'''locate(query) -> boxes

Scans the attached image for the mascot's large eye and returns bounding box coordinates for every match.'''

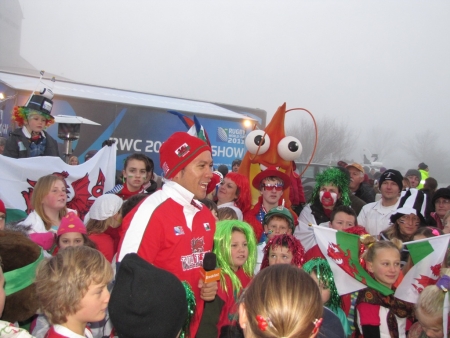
[245,130,271,155]
[277,136,302,161]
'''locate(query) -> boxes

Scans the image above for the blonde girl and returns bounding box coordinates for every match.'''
[408,269,450,338]
[20,175,74,251]
[238,264,323,338]
[355,237,414,338]
[197,220,256,337]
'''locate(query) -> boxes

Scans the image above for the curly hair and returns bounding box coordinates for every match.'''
[35,246,113,325]
[213,220,257,294]
[303,258,341,311]
[12,107,54,128]
[223,172,252,213]
[260,234,305,269]
[310,167,351,206]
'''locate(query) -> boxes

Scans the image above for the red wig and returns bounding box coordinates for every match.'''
[225,172,252,213]
[260,234,305,270]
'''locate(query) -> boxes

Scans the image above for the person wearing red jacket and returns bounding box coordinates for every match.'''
[244,167,294,242]
[117,132,218,337]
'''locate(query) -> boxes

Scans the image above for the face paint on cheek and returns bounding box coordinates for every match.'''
[320,191,338,207]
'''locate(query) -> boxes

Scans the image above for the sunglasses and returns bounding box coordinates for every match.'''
[263,183,284,191]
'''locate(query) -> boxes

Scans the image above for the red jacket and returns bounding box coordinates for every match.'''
[117,181,216,337]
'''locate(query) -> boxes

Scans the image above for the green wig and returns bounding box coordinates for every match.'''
[213,220,257,294]
[302,258,341,311]
[310,167,351,206]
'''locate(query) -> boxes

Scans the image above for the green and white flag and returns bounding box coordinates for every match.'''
[395,234,450,303]
[313,225,393,296]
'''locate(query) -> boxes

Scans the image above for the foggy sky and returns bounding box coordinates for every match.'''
[4,0,450,173]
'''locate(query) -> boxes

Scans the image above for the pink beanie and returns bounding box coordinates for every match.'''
[159,132,211,179]
[57,212,87,236]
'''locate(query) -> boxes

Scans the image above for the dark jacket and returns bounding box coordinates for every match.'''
[3,128,60,159]
[355,182,375,204]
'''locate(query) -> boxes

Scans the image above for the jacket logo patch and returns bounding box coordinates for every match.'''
[203,223,211,231]
[180,237,207,271]
[174,226,185,236]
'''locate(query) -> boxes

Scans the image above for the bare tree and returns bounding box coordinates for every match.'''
[286,116,358,164]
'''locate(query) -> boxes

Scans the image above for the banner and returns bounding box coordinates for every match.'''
[395,234,450,303]
[313,225,393,296]
[0,145,117,220]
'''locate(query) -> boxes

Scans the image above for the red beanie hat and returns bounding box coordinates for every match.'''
[159,132,211,179]
[0,199,5,214]
[57,212,87,236]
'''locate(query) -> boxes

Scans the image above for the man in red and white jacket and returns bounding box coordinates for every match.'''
[117,132,218,337]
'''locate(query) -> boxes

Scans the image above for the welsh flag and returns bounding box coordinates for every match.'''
[395,234,450,303]
[0,145,116,220]
[313,225,393,296]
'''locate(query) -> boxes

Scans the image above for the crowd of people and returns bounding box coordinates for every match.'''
[1,90,450,338]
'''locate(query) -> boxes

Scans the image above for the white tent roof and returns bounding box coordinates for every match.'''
[0,71,256,121]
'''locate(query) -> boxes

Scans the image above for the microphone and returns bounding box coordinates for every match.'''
[200,252,221,283]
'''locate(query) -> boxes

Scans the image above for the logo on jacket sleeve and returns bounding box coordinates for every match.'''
[174,226,185,236]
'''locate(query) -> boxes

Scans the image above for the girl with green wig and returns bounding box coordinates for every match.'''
[303,258,351,337]
[197,220,256,337]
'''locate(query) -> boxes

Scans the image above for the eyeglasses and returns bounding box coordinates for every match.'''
[436,199,450,205]
[263,183,284,191]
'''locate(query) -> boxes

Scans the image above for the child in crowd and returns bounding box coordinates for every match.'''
[197,220,256,337]
[303,258,351,336]
[355,237,414,338]
[255,205,295,273]
[408,269,450,338]
[260,234,304,269]
[200,198,219,221]
[295,205,358,263]
[329,205,357,231]
[238,264,323,338]
[35,246,113,338]
[85,194,123,262]
[3,89,59,158]
[121,194,148,219]
[56,212,96,251]
[217,207,238,221]
[20,174,75,252]
[0,254,36,337]
[106,154,151,200]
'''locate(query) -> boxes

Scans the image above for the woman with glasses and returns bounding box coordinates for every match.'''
[428,188,450,230]
[217,172,251,221]
[379,188,428,267]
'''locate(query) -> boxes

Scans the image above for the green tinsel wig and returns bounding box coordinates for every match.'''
[310,167,351,206]
[214,220,257,294]
[302,258,341,311]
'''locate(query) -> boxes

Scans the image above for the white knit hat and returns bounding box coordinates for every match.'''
[84,194,123,223]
